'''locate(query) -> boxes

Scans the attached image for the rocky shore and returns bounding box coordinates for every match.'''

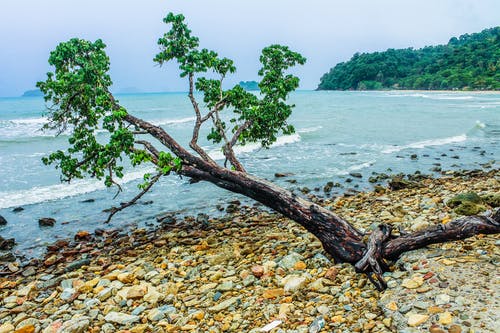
[0,169,499,333]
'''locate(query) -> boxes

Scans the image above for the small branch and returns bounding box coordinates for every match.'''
[228,120,252,149]
[104,173,162,223]
[188,73,217,163]
[135,140,160,161]
[212,111,246,172]
[107,164,123,199]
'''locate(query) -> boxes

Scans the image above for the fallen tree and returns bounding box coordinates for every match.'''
[37,12,500,290]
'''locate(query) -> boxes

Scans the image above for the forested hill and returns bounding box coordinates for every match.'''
[317,27,500,91]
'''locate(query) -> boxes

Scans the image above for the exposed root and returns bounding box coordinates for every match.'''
[354,224,393,291]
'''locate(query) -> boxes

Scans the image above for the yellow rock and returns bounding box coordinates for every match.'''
[385,301,398,311]
[439,311,453,325]
[401,275,424,289]
[382,318,392,328]
[103,271,119,281]
[331,315,345,323]
[428,306,444,314]
[14,325,35,333]
[440,259,456,266]
[293,261,307,270]
[192,311,205,321]
[441,216,451,224]
[130,324,149,333]
[263,288,284,299]
[127,284,148,299]
[407,314,429,327]
[117,272,136,283]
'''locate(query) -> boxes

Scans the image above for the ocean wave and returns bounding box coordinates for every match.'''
[208,133,301,160]
[0,115,196,140]
[384,93,475,100]
[382,134,467,154]
[153,116,195,126]
[298,126,323,134]
[0,117,50,139]
[0,169,153,209]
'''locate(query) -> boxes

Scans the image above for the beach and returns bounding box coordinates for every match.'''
[0,169,498,332]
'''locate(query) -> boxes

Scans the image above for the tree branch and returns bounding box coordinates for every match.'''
[104,173,162,223]
[383,212,500,260]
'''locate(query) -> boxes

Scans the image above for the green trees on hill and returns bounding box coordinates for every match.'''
[318,27,500,91]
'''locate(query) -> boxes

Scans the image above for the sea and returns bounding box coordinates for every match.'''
[0,90,499,258]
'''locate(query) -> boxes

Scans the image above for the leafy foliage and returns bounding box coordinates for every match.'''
[155,13,306,149]
[37,39,138,186]
[37,12,305,205]
[318,27,500,91]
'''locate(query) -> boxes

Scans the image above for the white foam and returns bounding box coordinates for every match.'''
[382,134,467,154]
[208,133,301,160]
[0,117,50,138]
[0,168,153,209]
[154,116,195,126]
[475,120,486,128]
[298,126,322,133]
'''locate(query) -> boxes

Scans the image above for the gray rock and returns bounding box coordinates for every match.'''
[278,252,303,270]
[309,316,325,333]
[208,296,240,312]
[0,215,7,225]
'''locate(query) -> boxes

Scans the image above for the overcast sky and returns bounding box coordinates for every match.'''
[0,0,499,97]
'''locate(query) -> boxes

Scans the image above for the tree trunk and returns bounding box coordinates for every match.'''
[181,164,500,289]
[125,112,500,290]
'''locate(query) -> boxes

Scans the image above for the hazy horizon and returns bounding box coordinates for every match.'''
[1,0,499,97]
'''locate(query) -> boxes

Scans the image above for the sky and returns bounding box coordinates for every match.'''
[0,0,499,97]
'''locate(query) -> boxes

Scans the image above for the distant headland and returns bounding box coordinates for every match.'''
[21,89,43,97]
[318,27,500,91]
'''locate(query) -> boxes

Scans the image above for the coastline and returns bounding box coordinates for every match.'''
[0,169,498,332]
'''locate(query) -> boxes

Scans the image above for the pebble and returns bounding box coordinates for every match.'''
[104,312,140,325]
[407,314,429,327]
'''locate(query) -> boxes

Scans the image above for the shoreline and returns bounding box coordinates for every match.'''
[316,89,500,94]
[0,168,498,332]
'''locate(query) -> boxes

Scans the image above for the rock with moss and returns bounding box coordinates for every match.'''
[480,194,500,208]
[446,192,490,216]
[453,201,487,216]
[446,192,482,208]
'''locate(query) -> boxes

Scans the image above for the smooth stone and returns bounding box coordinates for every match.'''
[0,323,14,333]
[60,288,76,301]
[208,296,240,312]
[439,311,453,325]
[104,312,140,325]
[407,314,429,327]
[278,252,303,270]
[282,275,307,293]
[57,317,90,333]
[435,294,451,305]
[309,316,325,333]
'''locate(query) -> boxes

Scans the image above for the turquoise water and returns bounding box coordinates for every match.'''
[0,90,499,257]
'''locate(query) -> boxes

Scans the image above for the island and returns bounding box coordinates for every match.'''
[318,27,500,91]
[238,80,259,91]
[21,89,43,97]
